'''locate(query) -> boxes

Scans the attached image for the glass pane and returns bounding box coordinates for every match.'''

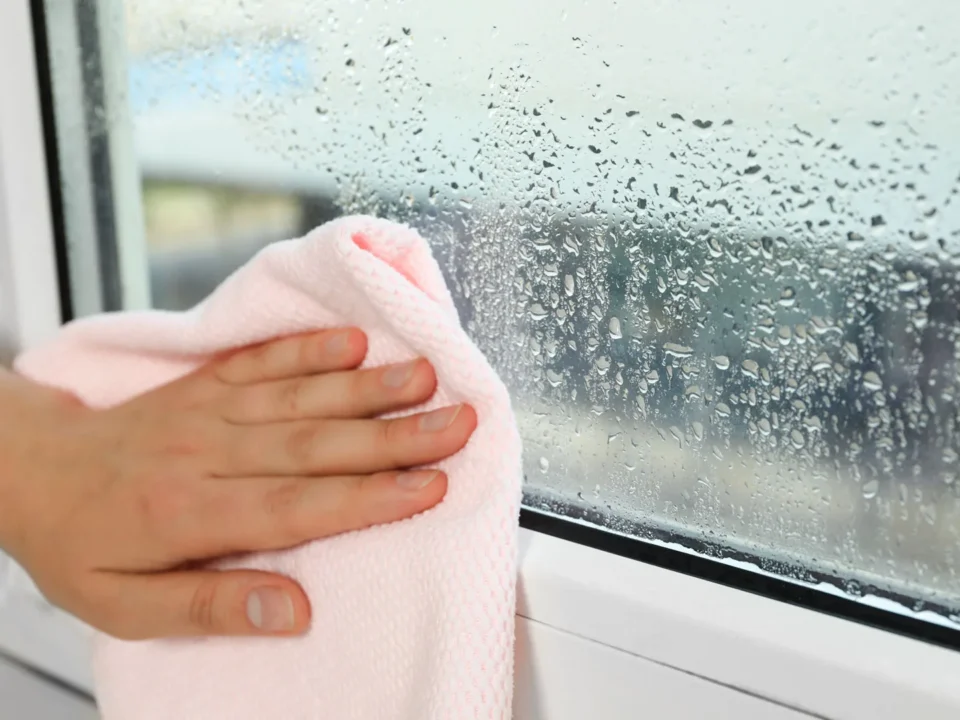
[43,0,960,619]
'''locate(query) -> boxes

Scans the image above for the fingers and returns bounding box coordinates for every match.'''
[91,570,311,639]
[187,470,447,558]
[221,359,437,424]
[220,404,477,477]
[89,468,449,640]
[213,329,367,385]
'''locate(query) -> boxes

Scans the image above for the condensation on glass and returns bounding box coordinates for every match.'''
[58,0,960,616]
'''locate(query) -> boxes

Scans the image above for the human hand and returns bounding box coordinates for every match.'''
[0,328,475,640]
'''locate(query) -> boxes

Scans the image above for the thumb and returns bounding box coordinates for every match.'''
[94,570,311,640]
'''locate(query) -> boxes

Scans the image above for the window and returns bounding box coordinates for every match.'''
[6,0,960,714]
[38,0,960,621]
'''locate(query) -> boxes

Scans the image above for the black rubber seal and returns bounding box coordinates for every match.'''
[28,0,75,323]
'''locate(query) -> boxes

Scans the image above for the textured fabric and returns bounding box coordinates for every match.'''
[14,216,523,720]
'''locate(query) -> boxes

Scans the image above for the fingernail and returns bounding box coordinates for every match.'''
[246,587,295,632]
[325,331,350,356]
[419,405,462,433]
[395,470,440,491]
[381,361,417,388]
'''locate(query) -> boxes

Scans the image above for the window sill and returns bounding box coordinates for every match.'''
[517,525,960,719]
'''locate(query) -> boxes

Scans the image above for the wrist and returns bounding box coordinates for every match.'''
[0,371,75,557]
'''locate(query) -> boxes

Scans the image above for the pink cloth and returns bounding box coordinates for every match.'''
[15,216,523,719]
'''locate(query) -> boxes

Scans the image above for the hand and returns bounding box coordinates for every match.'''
[0,328,476,640]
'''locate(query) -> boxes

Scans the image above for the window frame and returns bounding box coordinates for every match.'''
[4,0,960,717]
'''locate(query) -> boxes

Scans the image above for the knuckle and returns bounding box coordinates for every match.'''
[263,482,311,543]
[223,388,256,423]
[212,353,249,384]
[296,335,315,368]
[331,475,361,512]
[284,424,321,468]
[379,418,407,458]
[354,473,384,508]
[279,378,310,417]
[247,340,274,366]
[263,481,305,519]
[188,577,224,633]
[351,370,373,405]
[318,476,364,533]
[218,341,273,382]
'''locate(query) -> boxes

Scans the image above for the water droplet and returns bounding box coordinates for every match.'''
[608,316,623,339]
[707,237,723,258]
[712,355,731,370]
[812,353,832,373]
[715,402,732,418]
[897,271,920,293]
[539,456,550,473]
[645,369,660,384]
[801,416,822,434]
[862,371,883,392]
[741,359,760,379]
[668,426,684,447]
[790,429,805,449]
[692,421,704,441]
[809,317,831,335]
[842,342,860,363]
[778,287,797,307]
[528,303,548,321]
[664,342,693,358]
[564,274,575,296]
[862,479,879,499]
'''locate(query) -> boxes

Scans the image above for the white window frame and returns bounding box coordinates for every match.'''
[4,0,960,717]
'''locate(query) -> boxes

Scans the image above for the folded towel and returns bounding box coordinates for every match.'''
[14,216,523,719]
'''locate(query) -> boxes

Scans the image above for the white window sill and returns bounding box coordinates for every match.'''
[516,523,960,719]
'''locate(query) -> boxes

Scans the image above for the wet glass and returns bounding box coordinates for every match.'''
[42,0,960,620]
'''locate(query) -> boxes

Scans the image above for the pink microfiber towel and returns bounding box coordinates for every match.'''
[14,216,523,719]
